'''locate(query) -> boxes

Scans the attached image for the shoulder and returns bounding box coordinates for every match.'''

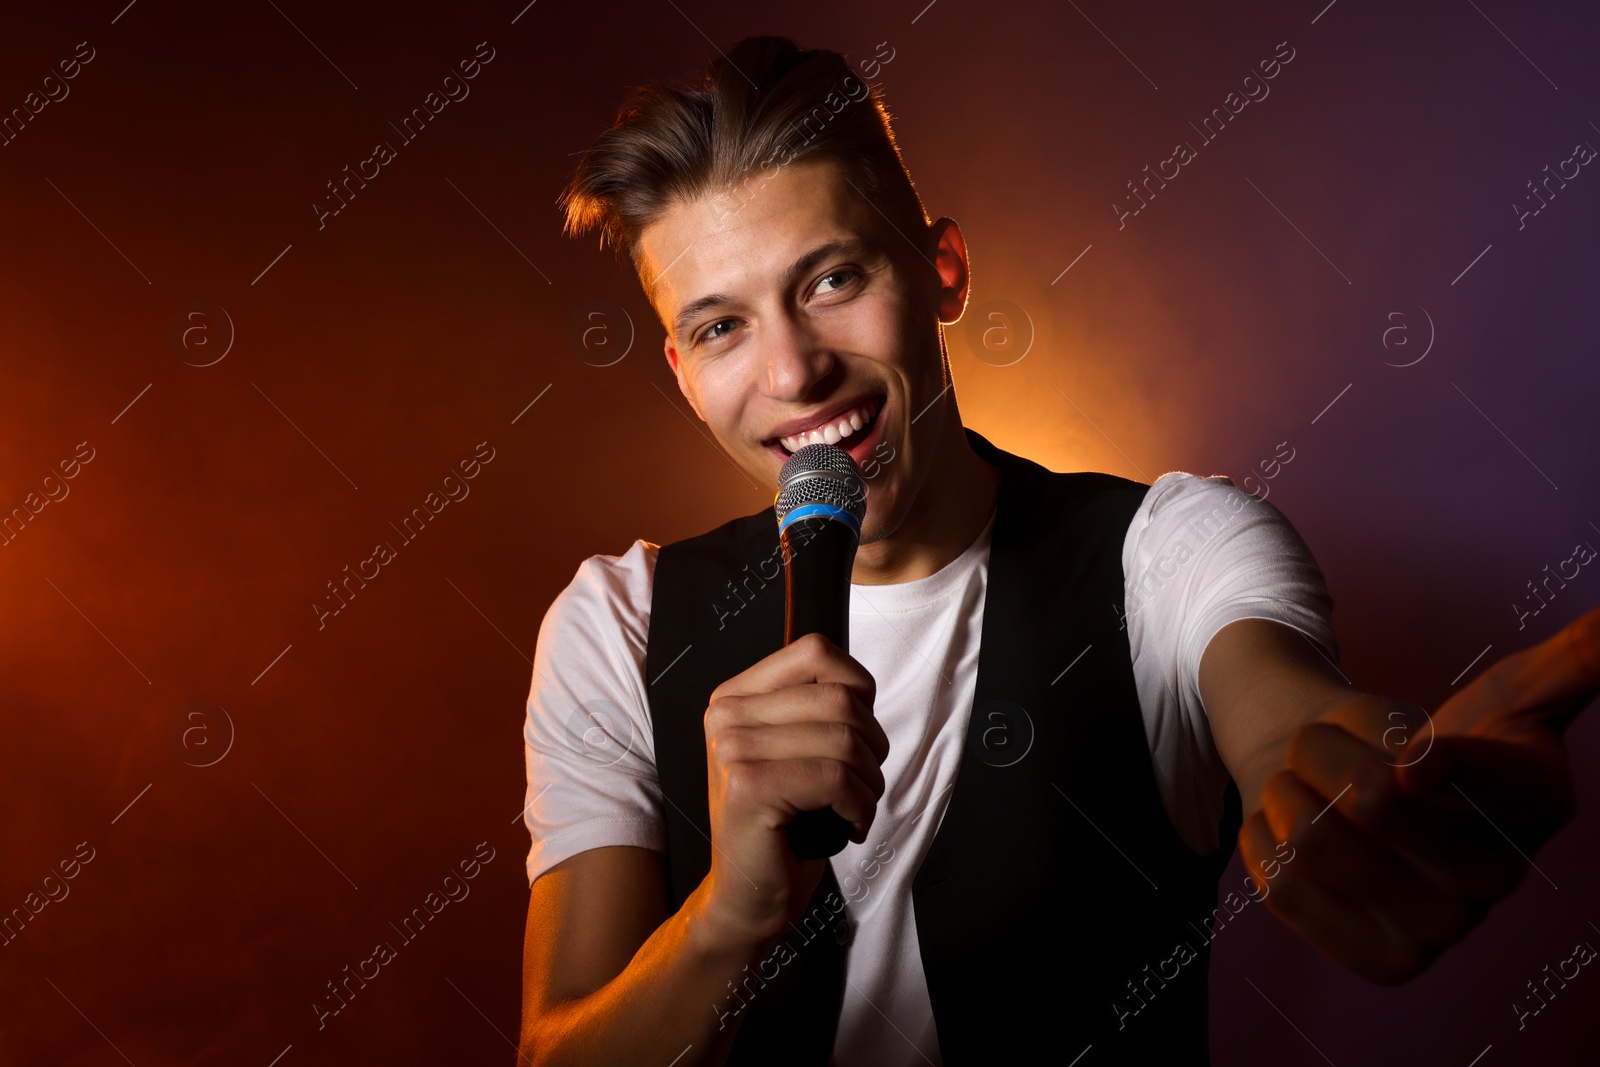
[539,539,660,643]
[1121,470,1335,658]
[1137,470,1253,517]
[528,541,660,744]
[1123,470,1297,559]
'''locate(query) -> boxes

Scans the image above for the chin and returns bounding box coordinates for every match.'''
[855,479,906,540]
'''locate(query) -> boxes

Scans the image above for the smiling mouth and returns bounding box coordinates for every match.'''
[767,395,886,460]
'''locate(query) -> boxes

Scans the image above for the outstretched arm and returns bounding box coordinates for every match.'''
[1199,606,1600,983]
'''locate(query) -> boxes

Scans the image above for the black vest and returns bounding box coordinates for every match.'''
[645,428,1241,1064]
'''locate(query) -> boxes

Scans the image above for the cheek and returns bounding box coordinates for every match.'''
[689,357,761,443]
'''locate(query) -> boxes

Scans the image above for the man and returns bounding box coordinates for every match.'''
[517,35,1599,1066]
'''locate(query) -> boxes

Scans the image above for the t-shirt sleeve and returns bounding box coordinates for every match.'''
[1123,472,1338,855]
[522,539,667,888]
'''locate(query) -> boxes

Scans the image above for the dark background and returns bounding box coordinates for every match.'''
[2,0,1597,1063]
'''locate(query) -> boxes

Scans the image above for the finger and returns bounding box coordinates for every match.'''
[1287,721,1460,855]
[713,722,887,800]
[1239,808,1470,985]
[1285,721,1402,829]
[724,757,881,839]
[1431,603,1600,739]
[1258,762,1437,904]
[710,681,889,764]
[1286,724,1527,899]
[715,679,869,727]
[1240,808,1411,982]
[714,632,877,705]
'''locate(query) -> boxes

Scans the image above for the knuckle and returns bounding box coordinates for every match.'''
[721,762,756,804]
[1349,764,1399,825]
[705,694,736,730]
[800,631,832,658]
[824,719,855,756]
[1278,817,1314,866]
[832,755,857,790]
[819,757,851,790]
[710,727,748,766]
[822,680,854,715]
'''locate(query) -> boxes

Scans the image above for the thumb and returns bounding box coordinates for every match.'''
[1430,603,1600,740]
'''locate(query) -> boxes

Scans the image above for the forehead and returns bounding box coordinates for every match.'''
[639,159,881,330]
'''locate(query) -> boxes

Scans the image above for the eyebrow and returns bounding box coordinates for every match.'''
[670,237,872,343]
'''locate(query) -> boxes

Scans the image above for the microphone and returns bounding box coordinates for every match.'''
[774,442,869,860]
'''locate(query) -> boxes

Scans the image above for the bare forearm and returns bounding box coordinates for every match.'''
[521,880,768,1067]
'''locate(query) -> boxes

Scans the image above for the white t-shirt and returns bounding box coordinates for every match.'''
[521,471,1338,1067]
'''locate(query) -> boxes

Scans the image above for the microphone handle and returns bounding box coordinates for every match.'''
[786,808,854,860]
[781,516,858,860]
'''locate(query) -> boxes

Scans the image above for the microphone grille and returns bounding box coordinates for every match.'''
[775,443,868,525]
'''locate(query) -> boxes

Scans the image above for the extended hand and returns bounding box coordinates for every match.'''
[1239,605,1600,983]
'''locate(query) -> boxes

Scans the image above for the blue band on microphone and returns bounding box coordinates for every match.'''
[778,503,861,539]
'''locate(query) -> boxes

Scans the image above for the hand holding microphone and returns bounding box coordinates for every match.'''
[774,443,877,859]
[771,441,876,857]
[697,443,887,949]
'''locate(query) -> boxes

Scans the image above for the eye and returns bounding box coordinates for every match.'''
[695,318,738,346]
[813,268,859,296]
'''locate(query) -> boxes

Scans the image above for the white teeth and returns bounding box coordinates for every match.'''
[777,399,879,454]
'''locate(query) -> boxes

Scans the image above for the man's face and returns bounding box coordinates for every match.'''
[642,158,963,544]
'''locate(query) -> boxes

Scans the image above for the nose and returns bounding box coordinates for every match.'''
[763,312,838,402]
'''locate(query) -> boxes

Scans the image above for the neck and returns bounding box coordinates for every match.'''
[850,423,1000,585]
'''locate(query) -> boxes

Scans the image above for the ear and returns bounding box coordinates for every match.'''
[928,217,970,325]
[663,335,705,421]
